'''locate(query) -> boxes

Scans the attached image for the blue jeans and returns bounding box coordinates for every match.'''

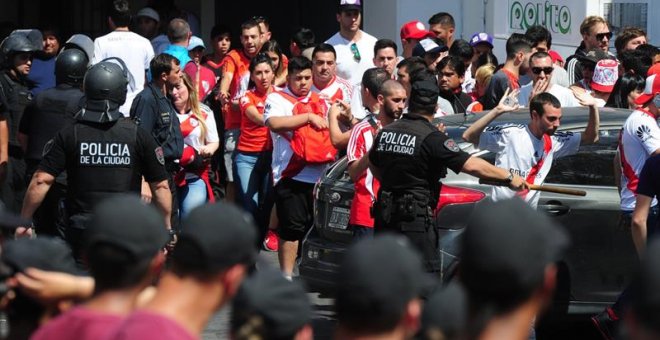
[234,151,274,239]
[178,177,208,221]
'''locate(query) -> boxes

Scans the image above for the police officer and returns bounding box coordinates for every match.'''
[368,69,526,273]
[130,53,184,227]
[18,59,172,263]
[17,48,87,237]
[0,33,39,213]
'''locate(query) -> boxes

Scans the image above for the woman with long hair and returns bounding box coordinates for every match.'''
[171,73,220,219]
[605,72,645,109]
[235,53,277,248]
[261,40,288,87]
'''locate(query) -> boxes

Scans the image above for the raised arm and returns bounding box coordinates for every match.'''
[572,88,600,145]
[462,88,519,145]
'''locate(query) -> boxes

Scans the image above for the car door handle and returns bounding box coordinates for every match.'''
[539,204,570,216]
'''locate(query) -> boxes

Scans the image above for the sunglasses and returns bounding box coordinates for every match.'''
[350,43,361,62]
[595,32,613,41]
[531,67,554,75]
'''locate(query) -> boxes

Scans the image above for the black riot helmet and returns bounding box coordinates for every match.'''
[55,49,88,86]
[78,58,128,123]
[0,34,38,68]
[62,34,94,66]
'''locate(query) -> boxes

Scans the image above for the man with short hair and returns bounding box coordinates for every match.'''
[110,203,257,340]
[428,12,455,48]
[27,28,60,96]
[437,55,472,114]
[614,27,647,57]
[290,27,316,61]
[350,39,398,121]
[460,198,570,340]
[400,21,434,59]
[517,51,579,107]
[525,25,570,87]
[92,0,155,116]
[265,57,332,279]
[204,24,232,80]
[480,33,533,110]
[325,0,378,86]
[218,19,263,203]
[135,7,160,42]
[334,235,430,339]
[346,79,405,239]
[463,91,599,208]
[565,16,613,85]
[311,43,353,106]
[162,18,192,67]
[32,195,169,340]
[448,39,475,93]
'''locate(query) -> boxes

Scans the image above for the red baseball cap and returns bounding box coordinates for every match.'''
[400,21,434,40]
[635,64,660,105]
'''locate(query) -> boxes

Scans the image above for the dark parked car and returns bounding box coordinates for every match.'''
[300,106,636,317]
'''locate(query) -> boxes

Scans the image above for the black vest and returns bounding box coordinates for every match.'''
[372,114,437,203]
[66,119,139,217]
[0,72,31,153]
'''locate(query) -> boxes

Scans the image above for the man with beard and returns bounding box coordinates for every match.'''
[437,55,472,114]
[463,91,599,208]
[346,79,405,239]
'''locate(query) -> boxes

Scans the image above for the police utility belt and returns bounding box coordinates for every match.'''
[374,191,433,222]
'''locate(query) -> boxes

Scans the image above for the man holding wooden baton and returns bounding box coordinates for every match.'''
[462,90,599,208]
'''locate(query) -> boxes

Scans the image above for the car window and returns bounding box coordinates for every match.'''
[545,128,620,186]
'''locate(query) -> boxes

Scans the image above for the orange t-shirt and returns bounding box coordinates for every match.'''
[222,50,252,130]
[238,89,273,152]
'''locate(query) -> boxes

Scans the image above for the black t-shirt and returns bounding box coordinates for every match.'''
[637,154,660,230]
[19,84,83,162]
[39,119,168,215]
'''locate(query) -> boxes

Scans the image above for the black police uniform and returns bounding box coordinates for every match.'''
[0,71,32,213]
[369,113,471,272]
[19,83,83,235]
[39,117,168,260]
[131,82,184,227]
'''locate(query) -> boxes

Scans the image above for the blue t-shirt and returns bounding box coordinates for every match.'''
[162,44,191,67]
[27,56,56,96]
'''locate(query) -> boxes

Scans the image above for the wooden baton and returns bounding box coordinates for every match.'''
[478,179,587,197]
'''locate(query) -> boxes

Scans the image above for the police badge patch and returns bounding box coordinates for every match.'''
[443,138,460,152]
[155,147,165,165]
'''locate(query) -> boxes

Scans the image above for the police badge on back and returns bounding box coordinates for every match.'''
[79,142,131,165]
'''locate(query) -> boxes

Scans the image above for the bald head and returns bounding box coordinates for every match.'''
[379,79,405,96]
[167,18,191,44]
[378,80,407,120]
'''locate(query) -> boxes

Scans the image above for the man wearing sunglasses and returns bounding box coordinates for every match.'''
[566,16,614,85]
[518,51,579,108]
[325,0,377,87]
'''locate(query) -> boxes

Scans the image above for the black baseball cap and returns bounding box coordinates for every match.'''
[172,203,257,273]
[84,195,169,260]
[412,37,448,58]
[231,268,311,338]
[0,202,30,229]
[576,48,612,66]
[335,235,434,330]
[2,237,79,275]
[459,198,569,307]
[420,281,467,339]
[631,238,660,333]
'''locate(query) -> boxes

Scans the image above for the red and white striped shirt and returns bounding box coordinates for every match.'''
[347,116,380,227]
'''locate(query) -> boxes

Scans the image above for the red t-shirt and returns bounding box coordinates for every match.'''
[31,307,123,340]
[222,50,252,130]
[108,310,196,340]
[501,68,520,90]
[238,89,273,152]
[346,117,381,227]
[183,63,217,100]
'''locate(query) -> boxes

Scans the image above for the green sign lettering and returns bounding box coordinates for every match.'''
[510,1,571,34]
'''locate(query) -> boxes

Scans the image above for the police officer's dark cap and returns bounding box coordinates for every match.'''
[335,235,434,328]
[460,198,569,306]
[631,238,660,333]
[0,202,30,229]
[420,281,467,339]
[231,268,311,338]
[85,195,169,261]
[172,203,257,273]
[2,237,79,275]
[409,70,440,108]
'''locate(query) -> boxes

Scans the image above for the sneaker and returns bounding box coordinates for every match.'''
[591,307,619,340]
[263,229,279,252]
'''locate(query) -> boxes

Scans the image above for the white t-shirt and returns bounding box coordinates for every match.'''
[463,65,475,94]
[619,109,660,210]
[517,83,579,108]
[479,124,581,207]
[325,31,377,86]
[349,84,367,120]
[92,31,155,117]
[264,88,329,185]
[433,97,456,117]
[176,104,220,179]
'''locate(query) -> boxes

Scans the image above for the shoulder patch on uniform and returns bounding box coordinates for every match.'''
[42,139,54,157]
[155,147,165,166]
[443,138,460,152]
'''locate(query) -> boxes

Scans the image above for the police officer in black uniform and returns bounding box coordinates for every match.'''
[18,59,172,263]
[369,69,526,273]
[130,53,184,227]
[17,48,87,236]
[0,33,39,212]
